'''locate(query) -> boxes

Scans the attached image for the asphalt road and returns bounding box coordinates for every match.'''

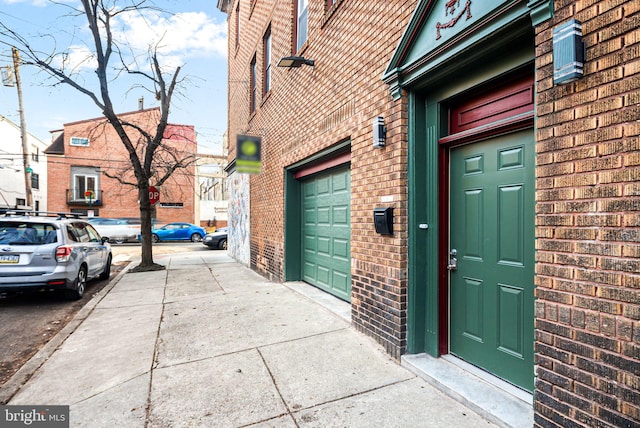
[110,240,212,261]
[0,241,214,395]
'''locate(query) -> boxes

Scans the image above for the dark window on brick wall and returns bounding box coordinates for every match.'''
[235,1,240,50]
[250,54,257,113]
[263,25,272,96]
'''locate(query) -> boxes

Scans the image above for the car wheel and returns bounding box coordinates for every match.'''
[219,239,227,250]
[99,254,112,280]
[65,266,87,300]
[152,234,159,243]
[114,238,125,244]
[191,233,203,242]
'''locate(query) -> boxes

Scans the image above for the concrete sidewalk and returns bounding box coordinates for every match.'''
[4,251,498,427]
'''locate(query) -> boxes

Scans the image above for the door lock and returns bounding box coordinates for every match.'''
[447,249,458,271]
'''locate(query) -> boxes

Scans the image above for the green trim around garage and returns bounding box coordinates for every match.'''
[284,141,351,282]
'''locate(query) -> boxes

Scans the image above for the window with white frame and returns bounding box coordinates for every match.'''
[31,173,39,190]
[263,26,272,95]
[296,0,309,52]
[71,166,99,201]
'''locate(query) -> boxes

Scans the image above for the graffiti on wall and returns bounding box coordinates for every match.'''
[227,171,250,266]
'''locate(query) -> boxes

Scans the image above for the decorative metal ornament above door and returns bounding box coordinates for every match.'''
[382,0,553,100]
[436,0,473,40]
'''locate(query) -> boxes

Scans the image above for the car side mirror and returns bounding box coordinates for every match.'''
[101,236,109,244]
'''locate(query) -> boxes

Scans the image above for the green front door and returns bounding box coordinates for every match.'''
[449,130,535,392]
[302,167,351,301]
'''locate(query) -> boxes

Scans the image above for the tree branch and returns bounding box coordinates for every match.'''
[1,0,194,268]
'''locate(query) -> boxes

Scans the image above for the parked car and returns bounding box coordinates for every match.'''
[0,211,112,300]
[113,217,158,226]
[202,227,228,250]
[87,217,141,244]
[142,222,206,243]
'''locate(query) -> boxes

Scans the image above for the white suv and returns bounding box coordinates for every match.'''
[0,212,112,300]
[88,217,141,244]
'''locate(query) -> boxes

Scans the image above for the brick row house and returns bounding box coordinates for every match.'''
[217,0,639,426]
[45,107,197,223]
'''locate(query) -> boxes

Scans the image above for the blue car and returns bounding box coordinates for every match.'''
[143,222,206,243]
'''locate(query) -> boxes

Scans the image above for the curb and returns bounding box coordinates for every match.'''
[0,260,136,404]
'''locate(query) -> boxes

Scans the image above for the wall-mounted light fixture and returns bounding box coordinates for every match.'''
[553,19,584,85]
[277,56,315,68]
[373,116,386,148]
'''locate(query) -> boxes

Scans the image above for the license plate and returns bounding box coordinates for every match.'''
[0,255,19,264]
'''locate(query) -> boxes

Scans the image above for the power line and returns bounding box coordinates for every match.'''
[0,156,226,180]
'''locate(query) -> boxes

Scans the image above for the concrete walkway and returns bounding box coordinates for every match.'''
[3,251,499,427]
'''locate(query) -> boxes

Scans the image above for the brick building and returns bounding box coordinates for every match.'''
[218,0,639,426]
[45,108,197,223]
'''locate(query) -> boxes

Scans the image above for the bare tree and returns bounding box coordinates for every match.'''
[1,0,196,270]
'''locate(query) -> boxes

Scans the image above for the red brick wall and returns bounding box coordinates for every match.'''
[226,0,415,356]
[534,1,640,426]
[47,108,196,224]
[227,2,640,420]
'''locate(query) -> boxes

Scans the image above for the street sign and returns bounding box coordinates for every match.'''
[149,186,160,206]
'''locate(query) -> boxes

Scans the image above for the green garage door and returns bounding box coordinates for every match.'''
[302,166,351,301]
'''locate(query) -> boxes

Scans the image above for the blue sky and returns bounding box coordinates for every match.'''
[0,0,228,154]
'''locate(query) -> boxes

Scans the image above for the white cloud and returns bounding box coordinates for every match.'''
[115,10,228,63]
[42,8,227,78]
[50,44,99,74]
[1,0,48,6]
[2,0,76,6]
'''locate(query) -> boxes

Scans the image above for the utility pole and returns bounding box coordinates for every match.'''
[12,47,33,210]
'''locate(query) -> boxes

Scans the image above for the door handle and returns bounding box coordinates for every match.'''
[447,249,457,271]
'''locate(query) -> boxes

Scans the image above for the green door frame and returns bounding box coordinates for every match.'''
[406,22,536,356]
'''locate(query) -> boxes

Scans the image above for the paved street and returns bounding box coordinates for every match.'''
[111,241,213,262]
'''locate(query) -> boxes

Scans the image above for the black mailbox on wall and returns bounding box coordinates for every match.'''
[373,207,394,235]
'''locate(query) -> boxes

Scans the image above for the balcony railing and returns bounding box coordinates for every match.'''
[66,189,104,206]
